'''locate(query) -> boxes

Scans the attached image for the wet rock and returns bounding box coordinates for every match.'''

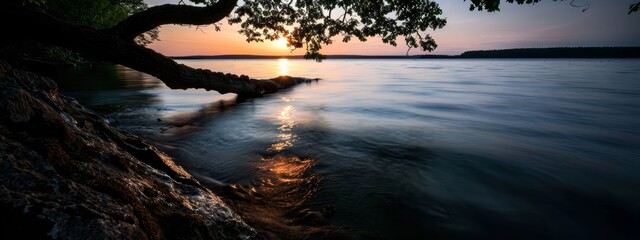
[0,61,260,239]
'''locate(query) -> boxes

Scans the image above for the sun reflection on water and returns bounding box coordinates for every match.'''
[225,97,326,237]
[279,58,288,76]
[269,103,297,151]
[228,154,323,238]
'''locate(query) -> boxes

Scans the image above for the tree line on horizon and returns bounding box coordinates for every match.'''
[454,47,640,58]
[168,47,640,59]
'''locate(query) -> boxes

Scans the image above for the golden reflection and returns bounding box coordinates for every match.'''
[224,97,324,237]
[279,58,288,76]
[228,154,322,237]
[258,155,316,186]
[269,104,297,151]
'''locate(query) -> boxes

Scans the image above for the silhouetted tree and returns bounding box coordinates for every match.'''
[1,0,636,97]
[5,0,158,65]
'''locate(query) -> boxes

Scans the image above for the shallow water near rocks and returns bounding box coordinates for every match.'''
[57,59,640,239]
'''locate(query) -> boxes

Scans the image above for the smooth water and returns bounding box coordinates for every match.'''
[58,59,640,239]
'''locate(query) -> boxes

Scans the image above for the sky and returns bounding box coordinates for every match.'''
[145,0,640,56]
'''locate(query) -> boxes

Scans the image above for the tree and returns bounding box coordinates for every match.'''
[4,0,158,65]
[1,0,637,98]
[41,0,159,46]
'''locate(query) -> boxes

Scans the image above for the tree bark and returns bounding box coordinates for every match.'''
[0,3,313,98]
[109,0,238,40]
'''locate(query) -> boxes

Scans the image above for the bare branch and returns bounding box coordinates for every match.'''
[630,2,640,14]
[109,0,238,40]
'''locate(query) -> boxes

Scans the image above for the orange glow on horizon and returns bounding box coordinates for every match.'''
[146,24,436,57]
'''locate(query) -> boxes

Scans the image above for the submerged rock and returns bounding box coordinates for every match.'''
[0,61,260,239]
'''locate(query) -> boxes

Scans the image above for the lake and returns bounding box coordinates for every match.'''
[57,59,640,239]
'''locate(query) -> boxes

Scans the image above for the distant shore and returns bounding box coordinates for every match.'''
[171,47,640,60]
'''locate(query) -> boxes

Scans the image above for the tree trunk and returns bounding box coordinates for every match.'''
[0,3,313,98]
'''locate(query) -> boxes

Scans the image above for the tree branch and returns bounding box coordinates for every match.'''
[109,0,238,40]
[1,3,313,98]
[630,2,640,14]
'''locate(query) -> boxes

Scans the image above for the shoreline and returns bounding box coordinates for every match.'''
[170,47,640,60]
[0,61,261,239]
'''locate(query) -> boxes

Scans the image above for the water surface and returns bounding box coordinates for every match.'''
[58,59,640,239]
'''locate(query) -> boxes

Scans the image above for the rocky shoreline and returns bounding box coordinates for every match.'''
[0,61,260,239]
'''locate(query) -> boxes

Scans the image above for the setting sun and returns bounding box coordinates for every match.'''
[274,37,288,49]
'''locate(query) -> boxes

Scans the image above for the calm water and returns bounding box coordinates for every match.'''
[58,59,640,239]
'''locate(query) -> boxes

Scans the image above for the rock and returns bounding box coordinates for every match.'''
[0,61,260,240]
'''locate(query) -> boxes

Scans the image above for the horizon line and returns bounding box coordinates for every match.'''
[170,46,640,59]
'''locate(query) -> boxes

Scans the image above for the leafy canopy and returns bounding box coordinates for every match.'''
[45,0,147,29]
[224,0,448,60]
[15,0,158,46]
[6,0,159,65]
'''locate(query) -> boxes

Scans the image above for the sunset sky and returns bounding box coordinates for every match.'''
[146,0,640,56]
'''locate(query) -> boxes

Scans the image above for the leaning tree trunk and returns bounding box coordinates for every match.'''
[0,1,312,98]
